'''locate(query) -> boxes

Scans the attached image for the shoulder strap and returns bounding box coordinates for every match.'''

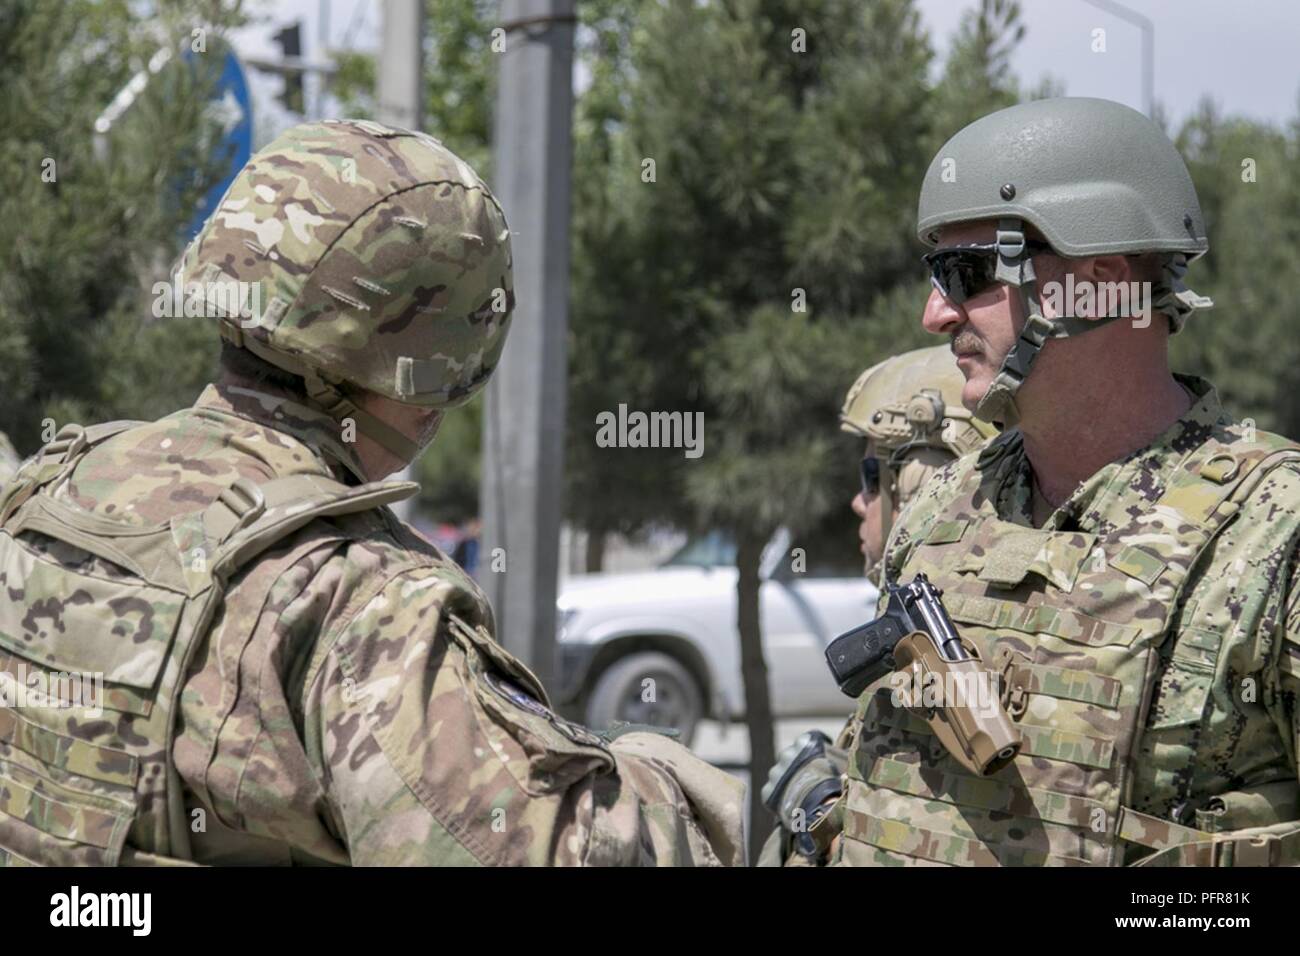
[1153,435,1300,532]
[177,473,420,591]
[0,421,142,527]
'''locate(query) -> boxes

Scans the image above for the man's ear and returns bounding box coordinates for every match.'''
[1088,254,1133,284]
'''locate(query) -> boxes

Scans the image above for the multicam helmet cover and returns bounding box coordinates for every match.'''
[178,119,514,456]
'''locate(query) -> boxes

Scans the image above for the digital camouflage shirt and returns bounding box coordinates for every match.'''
[54,382,743,866]
[859,375,1300,859]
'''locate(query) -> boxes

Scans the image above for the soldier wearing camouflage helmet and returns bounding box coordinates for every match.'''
[808,98,1300,867]
[841,344,996,579]
[0,121,742,866]
[756,345,995,867]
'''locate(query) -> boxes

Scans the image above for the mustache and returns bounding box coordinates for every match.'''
[951,329,984,357]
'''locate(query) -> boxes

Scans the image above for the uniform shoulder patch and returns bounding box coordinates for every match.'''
[481,670,551,718]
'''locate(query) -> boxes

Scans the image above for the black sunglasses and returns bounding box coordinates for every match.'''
[861,443,930,498]
[860,456,881,497]
[923,241,1051,304]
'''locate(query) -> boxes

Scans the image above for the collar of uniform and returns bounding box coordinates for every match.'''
[194,382,368,484]
[992,374,1228,531]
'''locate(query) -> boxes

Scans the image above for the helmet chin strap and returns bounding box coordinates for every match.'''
[218,321,423,464]
[302,370,422,463]
[877,459,896,559]
[866,463,895,584]
[974,218,1129,427]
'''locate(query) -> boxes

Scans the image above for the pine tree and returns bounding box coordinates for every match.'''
[1172,100,1300,435]
[0,0,245,451]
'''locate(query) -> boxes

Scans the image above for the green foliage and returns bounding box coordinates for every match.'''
[416,0,497,175]
[415,392,484,524]
[1171,100,1300,436]
[926,0,1024,153]
[0,0,245,452]
[684,305,868,533]
[330,48,376,117]
[565,0,969,546]
[783,0,934,315]
[331,0,496,175]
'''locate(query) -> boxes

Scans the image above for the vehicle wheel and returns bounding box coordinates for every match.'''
[586,651,704,747]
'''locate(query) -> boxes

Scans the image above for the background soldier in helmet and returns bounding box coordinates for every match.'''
[758,344,995,866]
[0,121,743,866]
[841,344,997,582]
[807,97,1300,867]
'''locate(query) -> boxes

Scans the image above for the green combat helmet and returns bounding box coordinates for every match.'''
[177,119,514,460]
[840,344,997,555]
[916,97,1213,426]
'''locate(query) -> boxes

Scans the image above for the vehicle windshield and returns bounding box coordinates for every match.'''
[662,530,736,568]
[661,513,864,578]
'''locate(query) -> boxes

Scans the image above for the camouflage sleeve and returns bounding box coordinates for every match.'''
[306,569,744,866]
[1277,565,1300,774]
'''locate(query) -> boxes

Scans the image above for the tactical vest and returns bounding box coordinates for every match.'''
[834,432,1300,867]
[0,423,419,866]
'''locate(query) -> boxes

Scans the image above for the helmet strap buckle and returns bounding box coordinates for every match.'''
[218,320,245,349]
[995,223,1025,260]
[994,219,1036,287]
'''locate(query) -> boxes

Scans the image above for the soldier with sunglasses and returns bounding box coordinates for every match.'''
[796,97,1300,867]
[841,345,997,581]
[758,345,995,866]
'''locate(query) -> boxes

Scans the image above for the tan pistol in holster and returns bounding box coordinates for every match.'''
[825,572,1022,776]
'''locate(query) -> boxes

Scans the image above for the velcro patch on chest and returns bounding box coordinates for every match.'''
[978,531,1041,587]
[975,528,1095,592]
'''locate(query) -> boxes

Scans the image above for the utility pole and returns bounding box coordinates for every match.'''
[375,0,426,520]
[479,0,577,690]
[1081,0,1154,118]
[376,0,425,131]
[313,0,331,119]
[241,26,338,121]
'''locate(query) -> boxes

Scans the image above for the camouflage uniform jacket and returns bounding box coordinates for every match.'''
[11,382,743,866]
[825,375,1300,865]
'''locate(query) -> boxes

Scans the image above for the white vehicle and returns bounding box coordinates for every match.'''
[554,527,879,745]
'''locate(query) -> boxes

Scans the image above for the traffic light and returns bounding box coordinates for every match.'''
[272,22,304,114]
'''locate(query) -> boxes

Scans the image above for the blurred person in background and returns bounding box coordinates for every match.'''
[453,516,482,579]
[842,345,998,583]
[759,344,995,865]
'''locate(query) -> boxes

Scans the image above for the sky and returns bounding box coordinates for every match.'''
[228,0,1300,144]
[917,0,1300,128]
